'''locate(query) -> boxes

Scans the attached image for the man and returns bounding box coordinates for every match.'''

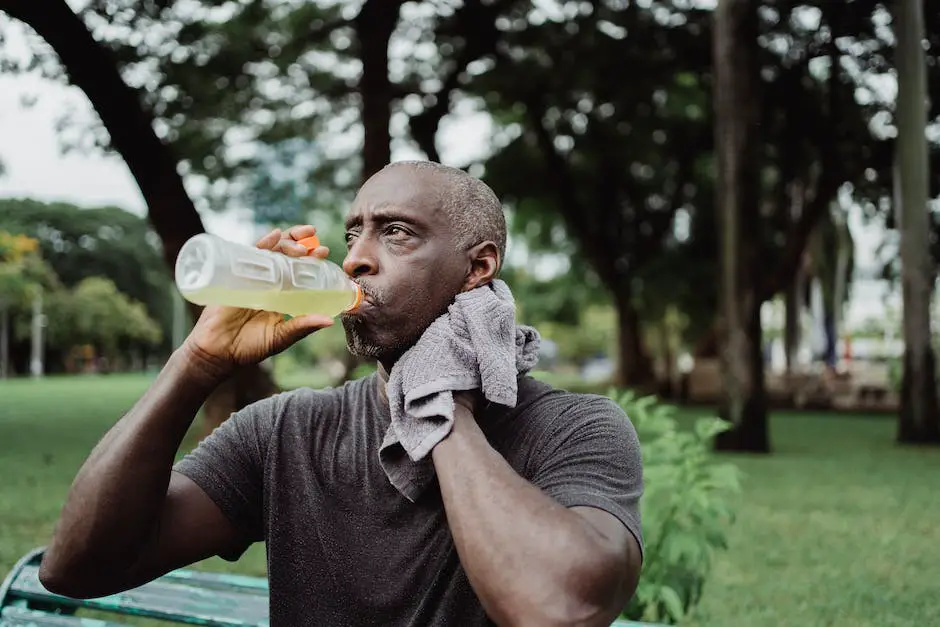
[39,161,644,626]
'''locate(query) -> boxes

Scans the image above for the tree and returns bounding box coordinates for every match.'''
[712,0,768,452]
[0,230,59,377]
[469,2,713,389]
[1,0,282,431]
[893,0,939,444]
[1,0,425,408]
[56,276,162,363]
[0,199,174,349]
[0,231,39,378]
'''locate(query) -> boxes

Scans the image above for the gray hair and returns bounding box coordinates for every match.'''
[383,160,507,268]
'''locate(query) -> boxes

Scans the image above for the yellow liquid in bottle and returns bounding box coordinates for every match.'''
[182,287,357,317]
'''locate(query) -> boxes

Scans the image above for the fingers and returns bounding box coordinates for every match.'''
[255,228,282,250]
[306,245,330,259]
[276,314,335,345]
[285,224,317,240]
[256,225,331,258]
[273,237,311,257]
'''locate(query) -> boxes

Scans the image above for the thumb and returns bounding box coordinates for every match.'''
[275,314,335,346]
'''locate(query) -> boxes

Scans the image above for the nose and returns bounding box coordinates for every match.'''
[342,237,378,278]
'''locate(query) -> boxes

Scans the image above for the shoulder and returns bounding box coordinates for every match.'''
[217,372,371,428]
[499,376,640,466]
[260,373,378,427]
[514,375,635,434]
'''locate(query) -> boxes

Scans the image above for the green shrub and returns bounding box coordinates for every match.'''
[611,389,743,625]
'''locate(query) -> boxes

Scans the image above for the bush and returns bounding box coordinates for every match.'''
[611,389,743,625]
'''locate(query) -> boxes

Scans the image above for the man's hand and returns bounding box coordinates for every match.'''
[184,224,336,379]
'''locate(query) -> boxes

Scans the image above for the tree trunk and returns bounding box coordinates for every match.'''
[30,289,44,377]
[659,322,675,399]
[784,181,805,374]
[7,0,278,434]
[356,0,404,180]
[831,218,850,369]
[613,290,655,389]
[894,0,939,445]
[713,0,769,452]
[784,267,803,374]
[0,304,9,380]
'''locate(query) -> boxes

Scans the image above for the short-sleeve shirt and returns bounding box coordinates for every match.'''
[173,373,644,626]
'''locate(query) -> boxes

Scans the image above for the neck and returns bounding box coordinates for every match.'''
[375,360,390,407]
[377,360,391,383]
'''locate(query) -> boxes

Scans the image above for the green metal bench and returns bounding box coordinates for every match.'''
[0,547,660,626]
[0,548,269,626]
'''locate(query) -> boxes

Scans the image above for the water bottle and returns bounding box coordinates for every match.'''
[174,232,362,317]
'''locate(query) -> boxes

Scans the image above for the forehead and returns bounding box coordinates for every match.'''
[345,167,447,227]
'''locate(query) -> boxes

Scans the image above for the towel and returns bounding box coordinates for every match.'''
[379,279,541,501]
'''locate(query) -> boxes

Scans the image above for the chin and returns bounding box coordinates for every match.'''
[344,329,423,368]
[346,340,383,360]
[341,318,383,358]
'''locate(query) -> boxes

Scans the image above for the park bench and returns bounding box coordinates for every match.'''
[1,547,661,627]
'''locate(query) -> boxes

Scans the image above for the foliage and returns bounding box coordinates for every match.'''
[476,2,714,322]
[0,231,54,310]
[48,277,162,356]
[537,304,617,365]
[609,389,742,624]
[276,322,351,371]
[0,230,39,261]
[6,0,928,370]
[0,264,33,313]
[0,199,174,352]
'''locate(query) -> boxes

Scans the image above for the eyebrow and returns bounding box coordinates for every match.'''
[345,204,425,230]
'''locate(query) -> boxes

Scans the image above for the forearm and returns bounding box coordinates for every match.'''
[42,343,225,578]
[432,407,625,627]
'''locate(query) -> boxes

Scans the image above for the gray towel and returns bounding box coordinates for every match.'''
[379,279,541,501]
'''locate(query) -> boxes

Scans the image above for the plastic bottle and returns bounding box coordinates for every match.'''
[174,232,362,317]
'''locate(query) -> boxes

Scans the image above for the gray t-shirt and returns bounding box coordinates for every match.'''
[174,373,643,626]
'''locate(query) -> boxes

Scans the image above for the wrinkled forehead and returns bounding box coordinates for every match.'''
[345,167,447,227]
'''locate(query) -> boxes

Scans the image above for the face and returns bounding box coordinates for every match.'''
[338,166,495,367]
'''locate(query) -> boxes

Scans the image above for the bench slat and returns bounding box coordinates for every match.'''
[158,570,268,594]
[1,605,130,626]
[10,566,268,627]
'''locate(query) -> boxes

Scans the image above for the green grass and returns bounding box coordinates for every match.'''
[676,408,940,627]
[1,373,939,626]
[0,373,268,582]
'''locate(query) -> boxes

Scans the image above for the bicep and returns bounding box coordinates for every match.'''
[124,472,250,588]
[120,396,279,589]
[572,506,643,602]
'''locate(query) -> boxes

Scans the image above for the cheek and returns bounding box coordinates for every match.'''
[390,266,458,314]
[381,245,466,310]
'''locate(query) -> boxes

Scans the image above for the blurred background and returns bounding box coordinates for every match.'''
[0,0,938,625]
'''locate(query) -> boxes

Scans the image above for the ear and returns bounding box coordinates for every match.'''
[462,241,500,292]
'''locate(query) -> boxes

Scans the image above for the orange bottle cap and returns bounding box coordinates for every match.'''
[297,234,320,251]
[345,284,363,312]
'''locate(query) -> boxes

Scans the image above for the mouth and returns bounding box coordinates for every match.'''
[354,283,382,307]
[343,290,376,318]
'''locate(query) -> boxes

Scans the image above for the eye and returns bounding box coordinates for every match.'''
[384,224,410,238]
[344,231,358,246]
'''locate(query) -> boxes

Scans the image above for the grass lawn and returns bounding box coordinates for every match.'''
[677,408,940,627]
[1,373,939,627]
